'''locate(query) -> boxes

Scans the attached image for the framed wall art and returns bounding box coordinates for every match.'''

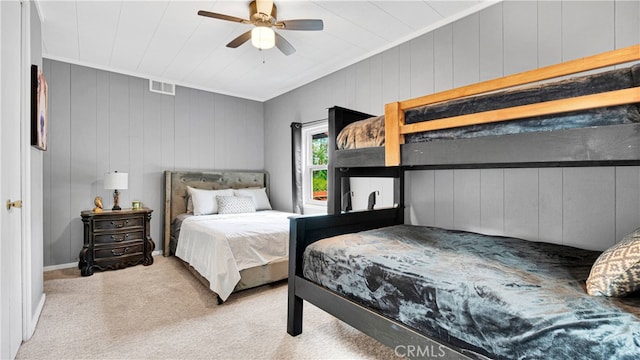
[31,64,48,151]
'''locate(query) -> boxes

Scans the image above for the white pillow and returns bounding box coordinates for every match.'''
[233,188,272,211]
[217,195,256,214]
[186,186,234,215]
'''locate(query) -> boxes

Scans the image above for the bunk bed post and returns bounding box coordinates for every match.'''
[287,217,304,336]
[384,102,404,166]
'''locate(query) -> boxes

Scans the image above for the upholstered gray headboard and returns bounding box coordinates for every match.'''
[163,170,269,256]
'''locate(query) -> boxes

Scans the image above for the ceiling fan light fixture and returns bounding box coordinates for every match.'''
[251,27,275,50]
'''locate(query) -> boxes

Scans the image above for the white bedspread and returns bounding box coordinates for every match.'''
[175,210,294,301]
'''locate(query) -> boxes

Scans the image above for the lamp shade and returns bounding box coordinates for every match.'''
[104,172,128,190]
[251,27,275,50]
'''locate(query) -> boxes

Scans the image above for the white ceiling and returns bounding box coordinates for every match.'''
[36,0,497,102]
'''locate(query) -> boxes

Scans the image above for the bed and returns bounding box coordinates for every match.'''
[163,170,295,302]
[288,45,640,358]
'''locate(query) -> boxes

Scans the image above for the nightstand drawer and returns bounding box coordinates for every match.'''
[94,217,144,231]
[94,231,144,244]
[94,242,144,259]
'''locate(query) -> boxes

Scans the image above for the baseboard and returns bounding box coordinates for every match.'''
[44,251,164,272]
[26,293,46,340]
[43,262,77,272]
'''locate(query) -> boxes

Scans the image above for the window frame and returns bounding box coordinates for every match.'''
[301,122,328,209]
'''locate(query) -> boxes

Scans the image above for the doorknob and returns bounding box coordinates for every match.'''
[6,200,22,210]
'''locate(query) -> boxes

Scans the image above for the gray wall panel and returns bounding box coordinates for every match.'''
[563,167,616,250]
[407,170,435,226]
[434,170,454,229]
[409,33,434,98]
[538,168,563,244]
[504,169,539,241]
[563,1,614,61]
[615,0,640,49]
[480,169,504,235]
[503,1,539,75]
[43,60,264,265]
[48,61,72,265]
[478,3,503,81]
[453,170,481,232]
[537,1,563,67]
[433,25,453,92]
[69,65,98,262]
[453,13,479,88]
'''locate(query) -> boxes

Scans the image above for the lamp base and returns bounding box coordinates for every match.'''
[112,189,122,211]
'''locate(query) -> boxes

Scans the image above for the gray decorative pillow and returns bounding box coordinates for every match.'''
[216,196,255,214]
[586,228,640,297]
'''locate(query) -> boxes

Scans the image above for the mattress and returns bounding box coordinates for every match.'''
[175,210,294,301]
[302,225,640,359]
[336,64,640,150]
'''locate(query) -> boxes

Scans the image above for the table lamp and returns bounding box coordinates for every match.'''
[104,171,128,211]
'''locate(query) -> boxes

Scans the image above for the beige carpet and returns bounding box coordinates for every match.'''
[16,256,399,360]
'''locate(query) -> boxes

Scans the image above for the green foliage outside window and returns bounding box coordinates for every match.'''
[311,133,328,200]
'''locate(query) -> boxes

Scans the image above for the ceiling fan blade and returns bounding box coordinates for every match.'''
[197,10,249,24]
[276,19,323,31]
[226,30,252,48]
[256,0,274,16]
[275,33,295,56]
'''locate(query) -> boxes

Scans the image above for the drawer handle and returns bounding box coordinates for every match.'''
[111,247,130,256]
[110,234,129,242]
[110,220,129,228]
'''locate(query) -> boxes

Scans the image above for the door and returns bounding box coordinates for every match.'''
[1,1,24,358]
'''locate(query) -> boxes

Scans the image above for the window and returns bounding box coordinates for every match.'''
[302,123,328,209]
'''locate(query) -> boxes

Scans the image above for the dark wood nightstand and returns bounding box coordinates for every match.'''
[78,208,154,276]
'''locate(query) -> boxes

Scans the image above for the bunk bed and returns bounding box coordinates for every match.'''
[288,45,640,359]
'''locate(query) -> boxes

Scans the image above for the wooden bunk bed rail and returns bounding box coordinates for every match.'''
[384,44,640,166]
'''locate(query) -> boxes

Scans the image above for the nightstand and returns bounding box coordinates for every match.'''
[78,208,154,276]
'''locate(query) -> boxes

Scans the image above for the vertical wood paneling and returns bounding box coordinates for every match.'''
[562,1,614,61]
[504,169,539,241]
[503,1,538,75]
[355,60,370,112]
[409,33,434,98]
[42,59,53,265]
[214,93,230,169]
[478,3,503,81]
[406,170,435,225]
[480,169,504,235]
[453,13,479,87]
[433,24,453,92]
[44,60,265,264]
[434,170,454,229]
[142,88,163,245]
[49,61,72,264]
[538,168,563,244]
[615,0,640,49]
[108,73,130,175]
[96,70,111,203]
[382,48,399,106]
[70,65,98,262]
[173,87,191,170]
[537,1,562,67]
[563,167,616,250]
[398,42,412,100]
[128,77,144,209]
[369,54,383,115]
[453,170,481,232]
[615,167,640,242]
[344,65,357,109]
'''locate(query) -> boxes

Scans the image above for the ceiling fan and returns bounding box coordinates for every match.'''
[198,0,323,56]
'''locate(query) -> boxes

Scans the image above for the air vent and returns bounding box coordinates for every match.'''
[149,79,175,96]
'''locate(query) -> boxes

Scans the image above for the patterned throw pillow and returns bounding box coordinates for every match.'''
[216,196,256,214]
[586,228,640,297]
